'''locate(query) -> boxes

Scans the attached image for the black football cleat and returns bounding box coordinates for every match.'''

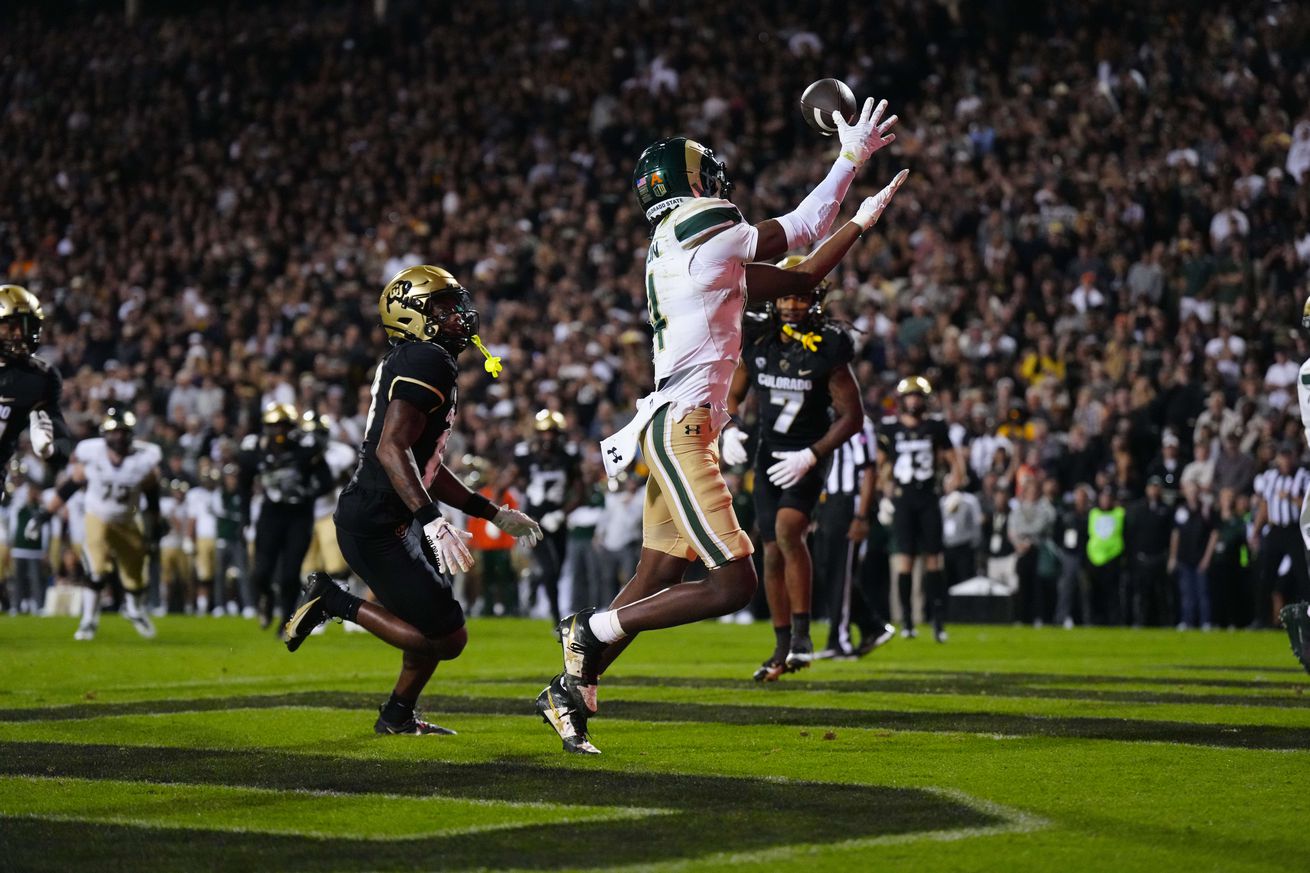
[1280,602,1310,674]
[784,634,814,671]
[374,706,456,736]
[536,673,600,754]
[752,659,789,682]
[557,609,607,685]
[283,572,340,653]
[857,623,896,656]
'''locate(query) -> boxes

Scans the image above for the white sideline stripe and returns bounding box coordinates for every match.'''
[1,776,672,840]
[591,787,1050,873]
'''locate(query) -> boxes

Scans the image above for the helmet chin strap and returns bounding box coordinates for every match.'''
[471,335,503,378]
[781,323,823,352]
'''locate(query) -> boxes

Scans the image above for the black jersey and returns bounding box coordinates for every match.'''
[351,340,459,493]
[744,324,853,451]
[877,415,952,496]
[514,441,580,515]
[238,429,331,508]
[0,355,71,473]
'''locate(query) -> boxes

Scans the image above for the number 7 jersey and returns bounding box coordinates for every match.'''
[75,437,163,523]
[878,415,952,497]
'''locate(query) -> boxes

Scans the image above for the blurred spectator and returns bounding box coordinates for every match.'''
[1169,481,1214,631]
[1053,485,1093,629]
[595,473,644,607]
[1206,488,1251,629]
[1125,477,1174,627]
[1008,478,1055,626]
[1087,489,1126,625]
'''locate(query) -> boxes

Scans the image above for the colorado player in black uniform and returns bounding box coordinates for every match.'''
[283,265,542,736]
[876,376,965,643]
[238,402,334,632]
[0,285,72,482]
[515,410,581,623]
[722,257,863,681]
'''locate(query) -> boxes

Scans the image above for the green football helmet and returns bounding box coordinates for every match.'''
[633,137,732,223]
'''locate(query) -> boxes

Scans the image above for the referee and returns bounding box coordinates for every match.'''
[814,416,895,659]
[1251,442,1310,628]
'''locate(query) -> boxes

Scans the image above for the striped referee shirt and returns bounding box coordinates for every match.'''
[825,416,877,497]
[1253,466,1310,527]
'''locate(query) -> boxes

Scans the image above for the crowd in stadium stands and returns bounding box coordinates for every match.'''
[3,0,1310,630]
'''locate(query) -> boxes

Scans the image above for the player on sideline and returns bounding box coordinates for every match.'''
[1280,294,1310,672]
[0,285,72,488]
[31,409,163,640]
[877,377,966,643]
[282,266,542,735]
[537,97,907,754]
[720,260,863,681]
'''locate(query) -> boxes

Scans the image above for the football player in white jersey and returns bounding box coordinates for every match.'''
[31,409,163,640]
[538,98,908,753]
[1282,294,1310,671]
[298,411,358,586]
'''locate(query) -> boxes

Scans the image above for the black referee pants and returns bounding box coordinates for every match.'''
[1256,524,1308,626]
[815,493,887,653]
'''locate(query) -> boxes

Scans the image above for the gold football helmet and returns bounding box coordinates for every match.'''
[99,408,137,433]
[262,402,298,426]
[896,375,933,396]
[379,265,480,352]
[0,284,44,359]
[534,409,567,432]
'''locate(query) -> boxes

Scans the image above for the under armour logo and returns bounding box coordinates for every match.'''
[607,447,623,463]
[685,424,701,436]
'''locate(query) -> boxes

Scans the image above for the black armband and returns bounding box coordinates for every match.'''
[57,480,82,502]
[413,502,443,526]
[462,492,498,521]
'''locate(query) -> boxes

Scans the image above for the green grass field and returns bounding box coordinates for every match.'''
[0,615,1307,872]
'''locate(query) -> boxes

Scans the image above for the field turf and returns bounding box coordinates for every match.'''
[0,615,1306,871]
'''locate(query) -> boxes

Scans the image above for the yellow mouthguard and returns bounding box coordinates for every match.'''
[471,335,503,378]
[782,324,823,352]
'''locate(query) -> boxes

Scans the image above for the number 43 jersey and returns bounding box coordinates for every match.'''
[745,325,853,452]
[878,415,952,497]
[75,437,162,524]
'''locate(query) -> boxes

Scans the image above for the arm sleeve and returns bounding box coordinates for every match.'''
[1298,359,1310,449]
[772,157,858,249]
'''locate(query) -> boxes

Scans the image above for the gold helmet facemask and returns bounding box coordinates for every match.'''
[0,285,44,360]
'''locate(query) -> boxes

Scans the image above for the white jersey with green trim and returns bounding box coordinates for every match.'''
[644,197,759,413]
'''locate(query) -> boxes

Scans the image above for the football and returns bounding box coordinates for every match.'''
[799,78,858,136]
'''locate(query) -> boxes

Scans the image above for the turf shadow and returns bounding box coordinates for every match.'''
[0,740,994,872]
[1,691,1307,750]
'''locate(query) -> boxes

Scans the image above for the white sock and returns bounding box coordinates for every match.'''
[124,591,142,615]
[197,595,209,614]
[588,609,626,644]
[80,588,100,624]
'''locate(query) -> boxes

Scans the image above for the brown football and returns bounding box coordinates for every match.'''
[800,78,858,136]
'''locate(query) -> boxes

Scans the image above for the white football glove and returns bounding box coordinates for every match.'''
[853,169,910,231]
[29,411,54,459]
[720,425,749,466]
[836,97,898,168]
[767,448,818,489]
[423,516,473,574]
[182,539,196,556]
[493,505,543,547]
[541,509,566,533]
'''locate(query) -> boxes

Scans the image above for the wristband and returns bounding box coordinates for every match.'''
[462,492,498,521]
[56,480,81,502]
[413,502,442,526]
